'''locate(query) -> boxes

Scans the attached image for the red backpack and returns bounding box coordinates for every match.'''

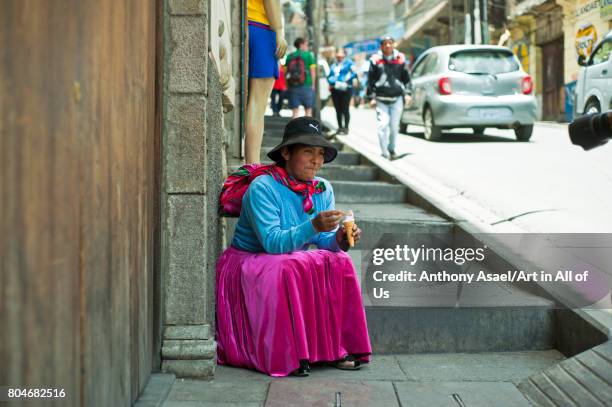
[219,163,274,217]
[286,54,306,86]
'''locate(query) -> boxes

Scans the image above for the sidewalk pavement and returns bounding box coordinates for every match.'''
[136,351,564,406]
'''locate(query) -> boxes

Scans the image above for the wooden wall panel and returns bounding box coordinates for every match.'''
[0,1,159,406]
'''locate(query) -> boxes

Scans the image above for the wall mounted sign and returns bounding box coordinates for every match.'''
[575,23,598,57]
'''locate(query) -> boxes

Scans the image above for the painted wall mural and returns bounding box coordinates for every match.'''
[575,22,599,57]
[512,41,530,73]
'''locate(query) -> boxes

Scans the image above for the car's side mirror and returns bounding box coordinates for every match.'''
[577,55,587,66]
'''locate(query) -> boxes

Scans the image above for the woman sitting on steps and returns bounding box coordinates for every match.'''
[216,116,372,377]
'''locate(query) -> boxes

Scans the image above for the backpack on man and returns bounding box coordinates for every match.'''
[286,54,306,86]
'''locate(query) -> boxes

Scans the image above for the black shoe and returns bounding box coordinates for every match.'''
[292,360,310,377]
[389,151,398,160]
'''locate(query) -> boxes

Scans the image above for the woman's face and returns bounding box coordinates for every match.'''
[281,145,325,181]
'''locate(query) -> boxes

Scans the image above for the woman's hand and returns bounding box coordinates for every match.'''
[275,29,287,59]
[311,210,344,232]
[336,223,362,251]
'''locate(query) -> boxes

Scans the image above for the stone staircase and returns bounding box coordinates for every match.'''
[221,115,611,405]
[518,340,612,406]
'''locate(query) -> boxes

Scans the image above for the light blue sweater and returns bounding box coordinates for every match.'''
[231,174,341,254]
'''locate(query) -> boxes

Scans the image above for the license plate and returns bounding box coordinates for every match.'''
[473,108,512,119]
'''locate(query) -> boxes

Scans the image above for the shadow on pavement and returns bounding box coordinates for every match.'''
[404,131,517,143]
[390,153,411,161]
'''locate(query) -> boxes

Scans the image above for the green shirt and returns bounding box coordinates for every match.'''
[285,50,316,87]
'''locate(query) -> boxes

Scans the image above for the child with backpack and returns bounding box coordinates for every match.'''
[284,38,317,118]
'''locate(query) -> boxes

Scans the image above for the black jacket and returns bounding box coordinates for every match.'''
[366,50,412,102]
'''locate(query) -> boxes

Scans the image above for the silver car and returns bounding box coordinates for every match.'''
[400,45,538,141]
[575,30,612,116]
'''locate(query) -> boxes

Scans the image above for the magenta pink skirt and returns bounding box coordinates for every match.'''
[216,246,372,377]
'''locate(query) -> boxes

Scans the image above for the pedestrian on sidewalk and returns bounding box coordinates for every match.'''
[285,38,317,118]
[270,61,287,116]
[216,117,372,377]
[244,0,287,163]
[328,48,357,134]
[366,36,412,160]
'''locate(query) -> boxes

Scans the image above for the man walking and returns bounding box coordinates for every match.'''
[367,36,412,160]
[285,38,317,118]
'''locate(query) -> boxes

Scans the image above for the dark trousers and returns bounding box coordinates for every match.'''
[270,89,286,114]
[331,89,352,128]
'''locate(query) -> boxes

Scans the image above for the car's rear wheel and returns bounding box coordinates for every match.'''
[399,121,408,134]
[584,99,601,115]
[473,127,485,135]
[423,108,442,141]
[514,125,533,141]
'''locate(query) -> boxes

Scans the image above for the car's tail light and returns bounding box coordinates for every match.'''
[438,77,452,95]
[521,75,533,95]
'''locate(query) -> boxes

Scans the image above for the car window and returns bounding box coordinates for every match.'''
[423,53,439,75]
[448,50,520,74]
[590,40,612,65]
[411,54,430,79]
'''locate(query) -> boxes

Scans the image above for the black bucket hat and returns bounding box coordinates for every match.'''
[267,117,338,164]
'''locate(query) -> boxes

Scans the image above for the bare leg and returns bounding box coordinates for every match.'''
[305,108,312,116]
[292,107,300,118]
[245,77,275,164]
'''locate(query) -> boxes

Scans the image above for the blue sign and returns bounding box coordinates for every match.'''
[343,39,381,57]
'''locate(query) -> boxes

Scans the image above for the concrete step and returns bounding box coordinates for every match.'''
[364,284,556,353]
[335,202,452,250]
[337,203,556,354]
[330,180,407,203]
[264,115,290,126]
[317,165,379,182]
[262,135,343,150]
[518,340,612,406]
[261,147,361,166]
